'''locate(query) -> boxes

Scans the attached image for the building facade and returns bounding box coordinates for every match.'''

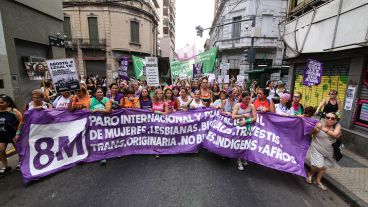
[63,0,160,81]
[282,0,368,158]
[208,0,287,84]
[157,0,176,59]
[0,0,65,107]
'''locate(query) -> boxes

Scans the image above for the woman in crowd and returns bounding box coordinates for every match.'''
[211,89,227,109]
[26,89,53,110]
[90,87,111,165]
[315,90,342,117]
[276,81,287,97]
[132,81,141,98]
[177,87,192,111]
[120,87,140,109]
[43,81,56,103]
[190,90,205,109]
[172,86,180,99]
[191,80,200,93]
[152,89,169,115]
[53,91,71,109]
[86,78,96,93]
[270,93,292,116]
[139,88,152,110]
[250,81,259,99]
[139,79,148,91]
[148,86,156,99]
[221,88,237,115]
[164,87,178,112]
[107,83,124,110]
[0,95,22,175]
[266,80,276,101]
[185,84,193,97]
[90,87,112,113]
[68,84,91,111]
[212,84,221,101]
[200,77,212,107]
[232,91,257,170]
[306,112,342,190]
[253,88,270,112]
[290,92,304,116]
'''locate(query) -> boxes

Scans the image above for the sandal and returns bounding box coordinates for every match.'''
[317,182,327,191]
[0,167,11,176]
[305,175,312,184]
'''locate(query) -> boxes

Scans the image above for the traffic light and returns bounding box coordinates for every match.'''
[195,25,204,37]
[244,49,249,62]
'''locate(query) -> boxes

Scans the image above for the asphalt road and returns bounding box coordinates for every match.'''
[0,150,348,207]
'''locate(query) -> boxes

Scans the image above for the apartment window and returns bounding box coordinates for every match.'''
[163,0,169,6]
[163,8,168,16]
[130,21,140,43]
[163,27,169,35]
[88,17,99,42]
[228,59,239,69]
[63,17,72,40]
[232,16,241,38]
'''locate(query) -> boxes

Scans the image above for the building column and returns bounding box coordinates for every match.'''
[340,56,365,129]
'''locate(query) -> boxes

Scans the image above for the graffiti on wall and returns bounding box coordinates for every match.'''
[293,75,348,107]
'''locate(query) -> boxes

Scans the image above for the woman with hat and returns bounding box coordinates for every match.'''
[270,92,292,116]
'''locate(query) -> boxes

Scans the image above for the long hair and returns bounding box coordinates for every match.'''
[0,94,17,109]
[152,89,164,103]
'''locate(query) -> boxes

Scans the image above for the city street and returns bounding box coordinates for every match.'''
[0,150,348,207]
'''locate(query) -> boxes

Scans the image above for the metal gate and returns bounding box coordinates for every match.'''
[293,59,350,107]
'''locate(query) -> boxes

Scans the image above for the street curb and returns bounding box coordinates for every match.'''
[323,173,368,207]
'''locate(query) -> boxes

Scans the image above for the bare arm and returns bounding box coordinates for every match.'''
[315,99,327,114]
[322,124,342,139]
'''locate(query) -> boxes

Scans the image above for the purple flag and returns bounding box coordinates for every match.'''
[303,59,322,86]
[17,109,316,183]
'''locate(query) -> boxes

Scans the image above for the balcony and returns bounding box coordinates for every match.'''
[78,38,106,50]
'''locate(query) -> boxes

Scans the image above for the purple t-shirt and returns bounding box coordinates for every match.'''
[108,93,124,103]
[140,99,152,110]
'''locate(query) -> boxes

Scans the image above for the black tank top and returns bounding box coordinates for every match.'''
[0,110,19,140]
[323,100,338,114]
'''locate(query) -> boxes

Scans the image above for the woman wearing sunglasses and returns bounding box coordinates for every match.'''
[306,112,342,190]
[315,90,342,117]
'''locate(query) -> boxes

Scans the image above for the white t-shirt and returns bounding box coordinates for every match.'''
[190,99,204,109]
[53,96,70,109]
[275,103,292,116]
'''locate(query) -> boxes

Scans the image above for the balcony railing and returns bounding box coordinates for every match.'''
[78,38,106,49]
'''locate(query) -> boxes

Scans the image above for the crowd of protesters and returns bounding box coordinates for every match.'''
[0,74,343,191]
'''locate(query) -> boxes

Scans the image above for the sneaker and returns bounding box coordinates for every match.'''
[0,167,11,176]
[237,159,244,171]
[155,155,160,159]
[242,160,248,166]
[317,182,327,191]
[100,159,107,165]
[16,163,21,170]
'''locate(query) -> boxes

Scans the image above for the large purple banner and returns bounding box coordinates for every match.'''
[18,109,316,183]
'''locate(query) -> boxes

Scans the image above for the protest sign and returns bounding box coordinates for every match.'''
[46,59,80,93]
[217,75,229,84]
[132,55,145,80]
[145,57,160,86]
[236,75,245,86]
[196,47,218,74]
[303,59,322,86]
[208,73,216,85]
[18,109,316,183]
[24,62,49,80]
[193,63,203,79]
[170,59,195,80]
[220,62,230,70]
[118,57,129,81]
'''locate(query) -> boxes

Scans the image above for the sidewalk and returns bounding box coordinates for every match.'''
[308,149,368,207]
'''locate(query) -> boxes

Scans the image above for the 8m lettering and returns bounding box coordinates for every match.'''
[33,135,85,170]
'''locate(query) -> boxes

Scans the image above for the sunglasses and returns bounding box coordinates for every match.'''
[293,96,300,98]
[325,116,336,120]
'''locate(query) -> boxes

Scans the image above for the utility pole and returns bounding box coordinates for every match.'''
[249,15,256,71]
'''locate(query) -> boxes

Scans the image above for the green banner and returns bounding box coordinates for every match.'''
[170,59,195,80]
[170,48,218,80]
[132,55,145,79]
[196,47,218,74]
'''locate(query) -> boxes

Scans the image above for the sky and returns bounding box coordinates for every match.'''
[175,0,215,53]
